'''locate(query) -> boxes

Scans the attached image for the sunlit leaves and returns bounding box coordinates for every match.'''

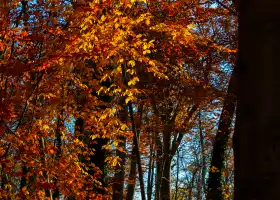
[128,77,139,86]
[0,0,236,198]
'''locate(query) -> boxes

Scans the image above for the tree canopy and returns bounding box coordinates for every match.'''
[0,0,237,199]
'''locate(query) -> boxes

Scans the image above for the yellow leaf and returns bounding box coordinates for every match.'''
[58,58,64,64]
[101,15,106,22]
[113,141,118,146]
[121,124,128,130]
[111,156,120,167]
[97,87,104,95]
[128,60,136,67]
[110,108,117,116]
[103,144,112,150]
[99,113,107,121]
[90,134,100,140]
[149,60,156,66]
[43,124,49,130]
[127,69,136,75]
[125,96,136,104]
[145,19,150,25]
[187,24,196,29]
[143,44,149,50]
[143,50,151,55]
[117,65,122,72]
[128,77,139,86]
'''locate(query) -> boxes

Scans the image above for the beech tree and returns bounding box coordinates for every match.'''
[0,0,238,199]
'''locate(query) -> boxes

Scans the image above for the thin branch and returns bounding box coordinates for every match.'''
[171,104,199,155]
[215,0,236,16]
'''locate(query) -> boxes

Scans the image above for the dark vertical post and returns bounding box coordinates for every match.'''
[234,0,280,199]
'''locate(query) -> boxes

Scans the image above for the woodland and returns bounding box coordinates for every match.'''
[0,0,279,199]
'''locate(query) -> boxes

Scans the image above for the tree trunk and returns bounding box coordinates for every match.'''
[126,131,138,200]
[207,68,236,200]
[112,136,126,200]
[198,112,206,197]
[127,101,146,200]
[147,140,154,200]
[174,150,179,200]
[113,97,128,200]
[75,115,108,196]
[155,134,162,200]
[126,105,143,200]
[234,0,280,199]
[120,64,146,200]
[160,125,172,200]
[160,157,172,200]
[53,109,64,199]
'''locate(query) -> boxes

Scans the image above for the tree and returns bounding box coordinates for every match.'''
[207,67,236,200]
[0,0,238,199]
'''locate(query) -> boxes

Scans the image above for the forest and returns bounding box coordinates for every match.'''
[0,0,279,199]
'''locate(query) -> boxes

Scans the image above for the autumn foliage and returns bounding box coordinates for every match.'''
[0,0,236,199]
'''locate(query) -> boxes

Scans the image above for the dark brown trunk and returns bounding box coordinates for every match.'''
[198,112,206,197]
[174,150,179,200]
[53,109,64,199]
[147,140,154,200]
[127,102,146,200]
[126,131,138,200]
[234,0,280,199]
[155,135,162,200]
[120,64,146,200]
[126,105,143,200]
[112,135,126,200]
[75,116,109,196]
[160,125,172,200]
[160,157,172,200]
[207,68,236,200]
[113,97,128,200]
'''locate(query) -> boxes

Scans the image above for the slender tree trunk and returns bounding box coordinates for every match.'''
[127,101,146,200]
[120,64,146,200]
[147,139,154,200]
[113,98,128,200]
[148,160,155,200]
[160,157,172,200]
[126,105,143,200]
[112,136,126,200]
[155,133,162,200]
[126,130,139,200]
[198,112,206,197]
[160,125,172,200]
[52,109,64,199]
[174,150,179,200]
[234,0,280,199]
[207,68,236,200]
